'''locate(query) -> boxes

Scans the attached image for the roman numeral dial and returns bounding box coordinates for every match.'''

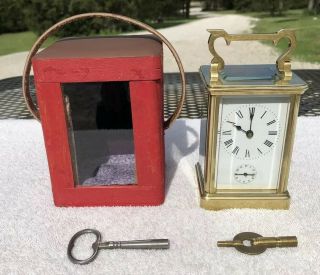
[220,104,280,160]
[215,97,290,190]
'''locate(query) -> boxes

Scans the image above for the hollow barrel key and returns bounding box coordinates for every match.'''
[217,232,298,255]
[68,229,170,264]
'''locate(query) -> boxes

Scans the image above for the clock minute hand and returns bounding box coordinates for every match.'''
[227,121,247,134]
[234,173,256,176]
[249,107,255,131]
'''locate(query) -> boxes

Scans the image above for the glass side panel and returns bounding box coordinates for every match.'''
[62,82,136,186]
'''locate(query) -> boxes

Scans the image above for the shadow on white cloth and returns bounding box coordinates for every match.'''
[165,119,199,196]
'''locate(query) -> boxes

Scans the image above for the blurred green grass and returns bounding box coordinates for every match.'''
[0,17,195,56]
[249,9,320,63]
[0,31,56,56]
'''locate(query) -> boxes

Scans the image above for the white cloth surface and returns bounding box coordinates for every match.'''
[0,118,319,275]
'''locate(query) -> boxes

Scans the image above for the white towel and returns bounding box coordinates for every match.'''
[0,118,319,274]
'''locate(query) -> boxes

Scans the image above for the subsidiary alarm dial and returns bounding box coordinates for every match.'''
[234,164,257,184]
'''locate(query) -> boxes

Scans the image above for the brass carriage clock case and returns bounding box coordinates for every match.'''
[196,29,308,210]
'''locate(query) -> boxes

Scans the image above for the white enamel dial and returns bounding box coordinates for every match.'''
[221,105,280,160]
[215,96,290,190]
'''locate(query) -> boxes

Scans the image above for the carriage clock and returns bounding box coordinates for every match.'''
[195,29,308,210]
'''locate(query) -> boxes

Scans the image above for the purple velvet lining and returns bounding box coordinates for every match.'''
[83,154,136,185]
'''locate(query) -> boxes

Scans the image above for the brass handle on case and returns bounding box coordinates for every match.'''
[22,12,186,130]
[207,29,296,83]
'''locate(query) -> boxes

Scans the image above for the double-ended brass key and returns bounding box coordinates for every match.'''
[217,232,298,255]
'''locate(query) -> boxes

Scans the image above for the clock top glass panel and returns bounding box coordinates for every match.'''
[199,65,308,88]
[215,95,290,190]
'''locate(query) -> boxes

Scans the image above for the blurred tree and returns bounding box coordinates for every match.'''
[202,0,220,11]
[234,0,290,15]
[2,0,188,36]
[202,0,234,10]
[23,0,139,36]
[134,0,165,20]
[134,0,184,21]
[270,0,276,15]
[279,0,284,15]
[308,0,320,14]
[184,0,191,18]
[0,0,27,34]
[202,0,234,11]
[288,0,308,9]
[24,0,69,34]
[61,0,103,36]
[222,0,234,9]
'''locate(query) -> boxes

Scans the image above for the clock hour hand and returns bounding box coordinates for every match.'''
[226,121,247,134]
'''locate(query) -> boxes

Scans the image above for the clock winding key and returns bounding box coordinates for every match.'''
[217,232,298,255]
[68,229,170,264]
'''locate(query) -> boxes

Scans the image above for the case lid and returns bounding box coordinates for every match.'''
[34,35,162,60]
[32,35,163,82]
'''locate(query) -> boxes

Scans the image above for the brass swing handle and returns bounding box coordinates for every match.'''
[207,29,296,83]
[22,12,186,130]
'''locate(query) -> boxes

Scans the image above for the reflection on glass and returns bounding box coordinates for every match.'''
[62,82,136,186]
[199,118,207,175]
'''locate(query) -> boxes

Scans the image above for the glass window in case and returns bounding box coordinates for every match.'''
[62,81,136,186]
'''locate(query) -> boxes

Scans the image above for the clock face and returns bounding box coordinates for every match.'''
[215,96,290,190]
[221,105,280,160]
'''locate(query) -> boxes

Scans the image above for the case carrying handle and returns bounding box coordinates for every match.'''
[22,12,186,130]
